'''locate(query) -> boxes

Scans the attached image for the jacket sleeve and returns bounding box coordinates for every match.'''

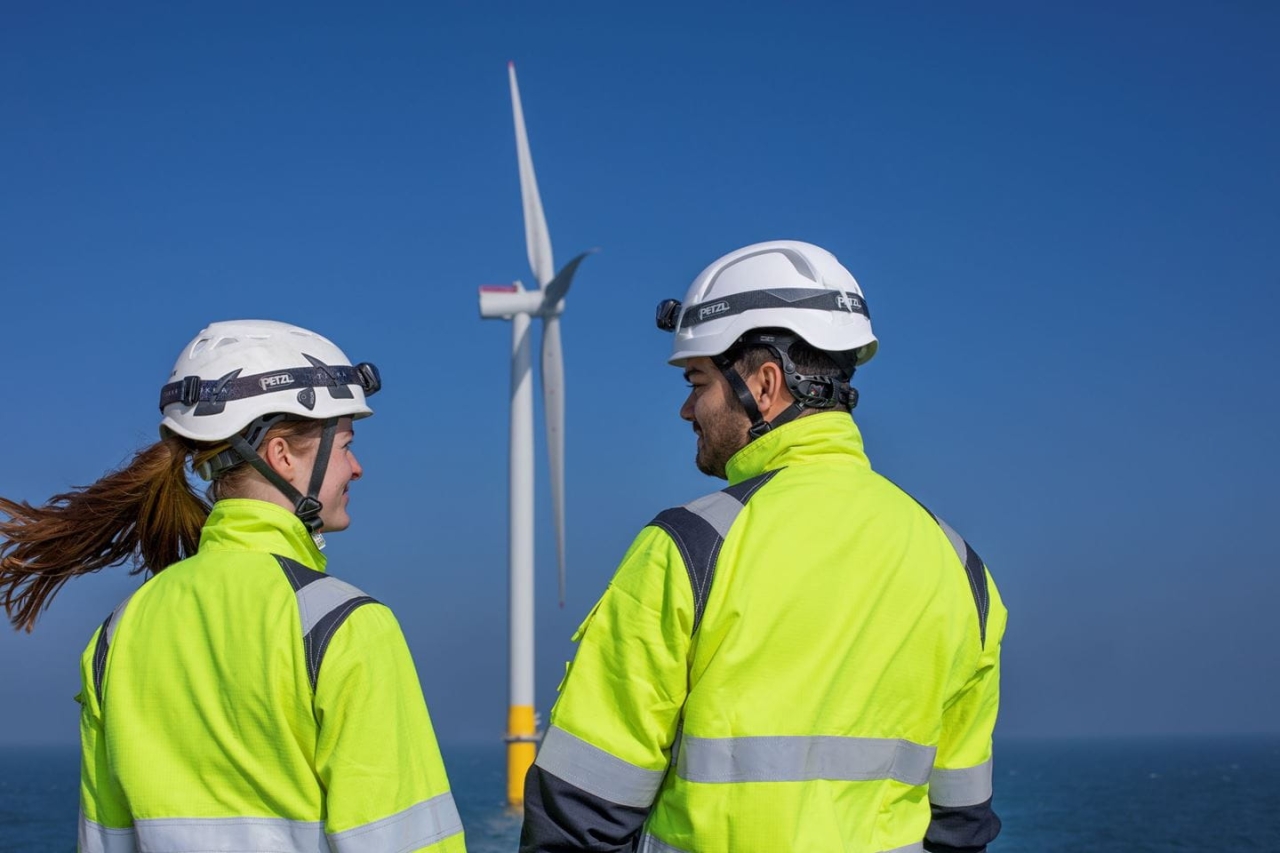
[520,526,694,853]
[924,570,1008,853]
[77,624,132,853]
[314,603,467,853]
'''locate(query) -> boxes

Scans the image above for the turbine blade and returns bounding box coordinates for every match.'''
[540,315,567,606]
[542,249,596,311]
[509,62,554,287]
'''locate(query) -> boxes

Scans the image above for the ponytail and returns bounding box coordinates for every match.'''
[0,436,210,632]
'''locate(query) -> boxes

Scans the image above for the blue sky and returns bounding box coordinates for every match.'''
[2,2,1277,748]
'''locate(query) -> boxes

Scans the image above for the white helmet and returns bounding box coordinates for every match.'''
[657,240,876,440]
[157,319,381,542]
[159,319,378,443]
[658,239,877,367]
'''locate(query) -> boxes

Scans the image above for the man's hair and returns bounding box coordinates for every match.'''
[725,329,856,413]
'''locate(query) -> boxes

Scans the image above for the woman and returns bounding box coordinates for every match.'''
[0,319,466,853]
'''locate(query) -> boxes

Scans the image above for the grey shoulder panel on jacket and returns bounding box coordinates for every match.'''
[91,592,138,704]
[888,483,992,647]
[647,469,781,633]
[274,554,381,690]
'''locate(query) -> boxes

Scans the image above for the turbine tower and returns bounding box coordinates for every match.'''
[478,62,592,808]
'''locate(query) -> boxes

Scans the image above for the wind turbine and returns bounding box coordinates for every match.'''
[478,62,592,808]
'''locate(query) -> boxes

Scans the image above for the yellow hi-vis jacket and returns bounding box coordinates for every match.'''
[77,499,466,853]
[521,413,1007,853]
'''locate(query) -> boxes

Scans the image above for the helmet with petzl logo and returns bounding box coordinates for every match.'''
[158,319,381,542]
[656,240,876,438]
[659,239,877,368]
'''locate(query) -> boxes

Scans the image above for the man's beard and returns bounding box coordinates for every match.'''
[694,407,750,480]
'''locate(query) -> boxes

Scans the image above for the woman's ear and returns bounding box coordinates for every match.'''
[260,435,296,482]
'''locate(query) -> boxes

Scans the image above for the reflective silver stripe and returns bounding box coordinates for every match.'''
[93,799,464,853]
[933,517,968,569]
[929,758,993,807]
[640,831,923,853]
[683,491,746,539]
[134,816,328,852]
[329,792,463,853]
[679,735,936,786]
[95,591,138,704]
[296,575,367,635]
[79,814,135,853]
[535,725,666,807]
[104,592,135,646]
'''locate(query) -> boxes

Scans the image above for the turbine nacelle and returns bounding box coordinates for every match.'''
[478,283,545,319]
[477,249,592,321]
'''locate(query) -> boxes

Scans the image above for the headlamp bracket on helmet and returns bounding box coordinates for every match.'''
[355,362,382,396]
[655,299,682,332]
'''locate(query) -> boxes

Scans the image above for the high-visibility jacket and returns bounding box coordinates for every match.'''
[521,412,1006,853]
[77,499,466,853]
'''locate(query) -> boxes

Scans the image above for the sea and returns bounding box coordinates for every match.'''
[3,735,1278,852]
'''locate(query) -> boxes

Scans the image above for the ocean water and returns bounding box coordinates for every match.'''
[3,736,1278,852]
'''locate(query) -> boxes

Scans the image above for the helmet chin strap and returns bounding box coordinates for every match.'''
[226,416,339,549]
[711,352,797,440]
[712,334,857,441]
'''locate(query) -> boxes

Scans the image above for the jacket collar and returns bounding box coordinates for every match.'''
[725,411,871,486]
[198,499,328,573]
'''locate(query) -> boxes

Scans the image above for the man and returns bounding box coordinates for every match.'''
[520,240,1006,853]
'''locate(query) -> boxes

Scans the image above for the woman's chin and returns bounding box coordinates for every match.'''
[321,513,351,533]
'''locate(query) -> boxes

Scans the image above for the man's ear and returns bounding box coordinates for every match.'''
[748,361,791,418]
